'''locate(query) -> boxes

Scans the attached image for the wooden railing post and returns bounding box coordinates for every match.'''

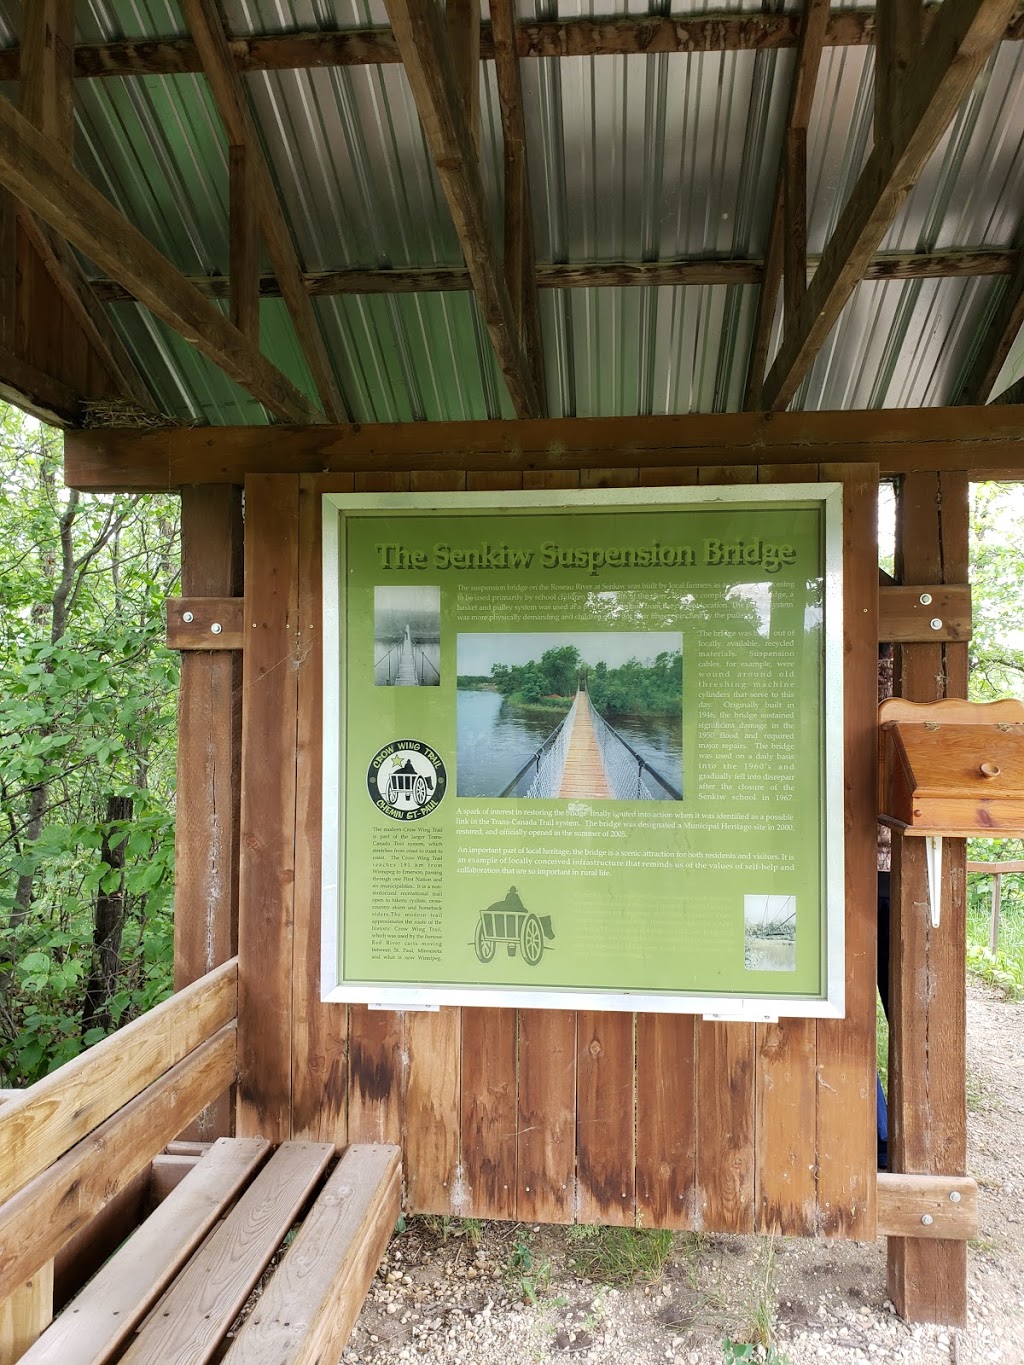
[173,486,243,1139]
[887,471,969,1324]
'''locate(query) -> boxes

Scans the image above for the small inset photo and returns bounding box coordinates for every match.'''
[374,586,441,686]
[744,894,796,972]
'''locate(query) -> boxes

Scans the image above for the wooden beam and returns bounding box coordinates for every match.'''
[954,249,1024,403]
[20,0,74,150]
[63,405,1024,492]
[384,0,540,418]
[0,88,319,422]
[761,0,1020,412]
[180,0,346,422]
[745,0,829,409]
[876,1173,978,1240]
[0,342,81,425]
[19,1,156,413]
[879,584,972,642]
[167,594,244,650]
[4,8,1024,81]
[446,0,481,155]
[875,0,923,144]
[229,145,259,342]
[491,0,546,411]
[88,246,1022,306]
[888,471,970,1326]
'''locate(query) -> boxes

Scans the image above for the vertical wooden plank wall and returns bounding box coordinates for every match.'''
[234,458,878,1239]
[815,464,878,1239]
[291,474,349,1141]
[887,472,969,1324]
[174,485,243,1139]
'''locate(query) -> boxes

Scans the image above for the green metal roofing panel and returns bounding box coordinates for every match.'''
[1,1,1022,421]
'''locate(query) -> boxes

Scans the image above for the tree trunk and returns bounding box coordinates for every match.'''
[82,795,132,1035]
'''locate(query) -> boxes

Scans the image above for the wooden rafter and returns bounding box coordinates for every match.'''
[875,0,923,144]
[180,0,346,422]
[18,1,156,413]
[383,0,540,418]
[491,0,546,412]
[86,246,1024,304]
[953,251,1024,403]
[761,0,1020,412]
[3,8,1024,80]
[744,0,830,409]
[0,89,319,423]
[229,145,259,342]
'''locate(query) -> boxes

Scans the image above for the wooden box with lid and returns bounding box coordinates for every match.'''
[878,698,1024,838]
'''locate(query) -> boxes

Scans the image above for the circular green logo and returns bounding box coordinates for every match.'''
[367,740,447,821]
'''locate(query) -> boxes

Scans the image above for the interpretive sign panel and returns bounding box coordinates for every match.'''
[322,486,845,1017]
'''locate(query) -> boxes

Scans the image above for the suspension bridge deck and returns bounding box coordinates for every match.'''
[558,692,612,799]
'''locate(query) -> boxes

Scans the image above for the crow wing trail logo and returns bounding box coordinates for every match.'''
[367,740,447,820]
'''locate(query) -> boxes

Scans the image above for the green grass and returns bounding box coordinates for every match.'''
[565,1224,672,1286]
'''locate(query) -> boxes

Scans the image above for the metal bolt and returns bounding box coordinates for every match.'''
[919,592,932,605]
[949,1190,962,1203]
[182,611,194,623]
[211,622,223,635]
[930,618,943,631]
[921,1213,934,1226]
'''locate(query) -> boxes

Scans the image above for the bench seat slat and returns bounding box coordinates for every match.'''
[224,1143,401,1365]
[21,1137,271,1365]
[120,1140,334,1365]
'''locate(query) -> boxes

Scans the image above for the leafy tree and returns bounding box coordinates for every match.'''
[969,482,1024,700]
[0,409,180,1083]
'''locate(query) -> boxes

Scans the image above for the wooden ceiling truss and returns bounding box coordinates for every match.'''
[0,2,1020,425]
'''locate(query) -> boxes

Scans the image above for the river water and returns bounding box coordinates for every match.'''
[456,689,682,799]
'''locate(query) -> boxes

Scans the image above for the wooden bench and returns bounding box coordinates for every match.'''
[20,1138,401,1365]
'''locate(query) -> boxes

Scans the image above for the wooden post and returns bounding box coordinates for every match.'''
[0,1266,53,1361]
[887,470,969,1325]
[174,485,243,1139]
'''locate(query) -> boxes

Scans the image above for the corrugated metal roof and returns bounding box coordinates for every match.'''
[4,0,1022,422]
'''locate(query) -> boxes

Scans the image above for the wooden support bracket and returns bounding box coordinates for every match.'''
[166,596,244,650]
[879,584,971,642]
[876,1173,979,1240]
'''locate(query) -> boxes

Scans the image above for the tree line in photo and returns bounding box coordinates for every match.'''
[459,644,682,716]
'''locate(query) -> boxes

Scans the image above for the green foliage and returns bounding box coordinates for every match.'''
[565,1224,672,1285]
[964,844,1024,999]
[969,484,1024,700]
[503,1228,552,1303]
[0,409,180,1084]
[490,646,682,716]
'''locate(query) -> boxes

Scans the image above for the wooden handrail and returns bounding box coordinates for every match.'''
[0,957,238,1208]
[0,1024,236,1304]
[966,860,1024,873]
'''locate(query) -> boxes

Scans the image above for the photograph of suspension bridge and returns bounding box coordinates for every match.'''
[743,894,797,972]
[373,586,441,686]
[456,633,683,800]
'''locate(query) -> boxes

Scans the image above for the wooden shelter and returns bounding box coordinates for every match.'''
[2,0,1024,1355]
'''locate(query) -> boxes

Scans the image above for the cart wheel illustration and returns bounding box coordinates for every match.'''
[520,913,544,966]
[474,918,496,964]
[386,779,398,804]
[413,775,429,806]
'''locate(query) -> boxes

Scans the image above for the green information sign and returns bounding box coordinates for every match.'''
[321,486,845,1018]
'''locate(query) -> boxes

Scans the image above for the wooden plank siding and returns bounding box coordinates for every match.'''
[231,458,877,1238]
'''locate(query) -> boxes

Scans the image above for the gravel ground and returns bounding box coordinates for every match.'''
[345,984,1024,1365]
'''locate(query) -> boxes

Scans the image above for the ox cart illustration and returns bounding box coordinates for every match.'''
[386,757,434,808]
[474,886,555,966]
